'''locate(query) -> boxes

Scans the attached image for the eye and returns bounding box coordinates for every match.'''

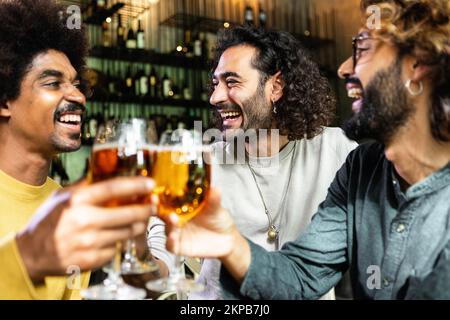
[45,81,61,88]
[356,47,370,60]
[225,79,238,87]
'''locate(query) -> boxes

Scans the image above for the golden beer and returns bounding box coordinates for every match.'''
[90,143,156,206]
[152,148,211,226]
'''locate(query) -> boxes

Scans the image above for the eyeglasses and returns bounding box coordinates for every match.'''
[352,33,373,72]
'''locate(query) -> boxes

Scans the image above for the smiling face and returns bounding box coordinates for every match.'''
[210,45,274,140]
[338,30,414,144]
[3,50,86,155]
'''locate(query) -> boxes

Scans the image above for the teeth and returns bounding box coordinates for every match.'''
[221,112,241,119]
[59,114,81,123]
[348,88,363,99]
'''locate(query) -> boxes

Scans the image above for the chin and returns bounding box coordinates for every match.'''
[52,137,82,153]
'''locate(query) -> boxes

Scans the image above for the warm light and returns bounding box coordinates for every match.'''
[148,0,160,4]
[304,30,311,36]
[176,45,183,52]
[224,22,230,28]
[106,17,112,23]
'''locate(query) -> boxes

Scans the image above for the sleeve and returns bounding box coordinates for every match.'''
[221,147,356,300]
[0,233,48,299]
[147,217,175,271]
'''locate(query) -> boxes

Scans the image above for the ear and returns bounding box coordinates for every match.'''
[270,71,284,103]
[411,62,433,83]
[0,100,12,118]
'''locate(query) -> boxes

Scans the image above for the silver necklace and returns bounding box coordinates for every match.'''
[247,142,296,249]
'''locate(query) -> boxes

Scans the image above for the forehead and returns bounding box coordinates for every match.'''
[214,45,258,75]
[27,50,77,79]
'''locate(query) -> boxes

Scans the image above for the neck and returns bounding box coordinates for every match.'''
[385,103,450,187]
[0,131,53,186]
[245,131,290,158]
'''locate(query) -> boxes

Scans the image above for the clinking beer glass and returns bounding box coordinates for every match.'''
[81,118,158,300]
[146,128,211,296]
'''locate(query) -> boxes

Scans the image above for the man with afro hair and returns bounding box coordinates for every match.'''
[0,0,155,299]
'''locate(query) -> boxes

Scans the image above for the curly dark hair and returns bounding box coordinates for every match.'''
[211,26,336,140]
[0,0,89,103]
[361,0,450,141]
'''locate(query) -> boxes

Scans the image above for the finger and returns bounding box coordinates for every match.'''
[79,204,152,229]
[74,247,117,271]
[77,222,148,250]
[71,177,154,205]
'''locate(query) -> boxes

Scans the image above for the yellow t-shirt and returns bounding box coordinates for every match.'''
[0,170,90,299]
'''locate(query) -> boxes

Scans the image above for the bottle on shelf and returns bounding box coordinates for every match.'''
[101,19,112,47]
[193,32,203,58]
[116,14,126,48]
[182,80,192,100]
[244,5,255,26]
[138,66,149,97]
[126,18,137,49]
[125,64,134,97]
[161,73,172,99]
[183,29,194,58]
[149,67,159,99]
[136,19,145,49]
[259,8,267,28]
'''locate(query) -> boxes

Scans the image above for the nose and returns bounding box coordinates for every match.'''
[209,82,228,106]
[65,85,86,106]
[338,57,354,79]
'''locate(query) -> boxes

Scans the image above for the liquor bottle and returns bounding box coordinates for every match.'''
[136,19,145,49]
[259,8,267,28]
[106,61,116,96]
[149,67,159,98]
[101,19,112,47]
[126,18,137,49]
[182,80,192,100]
[161,73,172,98]
[193,32,203,58]
[116,14,125,48]
[125,65,134,97]
[139,66,149,97]
[244,5,254,26]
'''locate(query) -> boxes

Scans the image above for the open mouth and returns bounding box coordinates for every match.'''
[55,110,84,132]
[347,84,364,114]
[219,110,243,127]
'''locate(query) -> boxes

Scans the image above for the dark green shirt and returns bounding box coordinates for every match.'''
[221,142,450,299]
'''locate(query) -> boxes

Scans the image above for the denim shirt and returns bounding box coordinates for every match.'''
[221,142,450,300]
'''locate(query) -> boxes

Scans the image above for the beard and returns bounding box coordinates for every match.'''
[210,84,273,141]
[343,59,414,145]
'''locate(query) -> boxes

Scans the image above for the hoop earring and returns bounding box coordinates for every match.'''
[272,99,277,114]
[405,79,423,97]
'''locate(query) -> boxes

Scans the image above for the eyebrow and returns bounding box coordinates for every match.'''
[213,72,242,80]
[37,69,79,81]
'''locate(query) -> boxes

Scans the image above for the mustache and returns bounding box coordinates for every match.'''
[345,76,363,87]
[215,103,242,113]
[54,103,86,121]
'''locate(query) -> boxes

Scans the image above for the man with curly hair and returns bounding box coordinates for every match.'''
[0,0,155,299]
[160,0,450,300]
[189,26,357,300]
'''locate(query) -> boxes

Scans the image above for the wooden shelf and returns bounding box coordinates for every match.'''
[89,96,210,109]
[89,46,210,70]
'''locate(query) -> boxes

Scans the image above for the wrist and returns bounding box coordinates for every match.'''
[221,227,251,283]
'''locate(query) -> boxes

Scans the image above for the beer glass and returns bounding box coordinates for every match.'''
[146,129,211,296]
[81,118,158,300]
